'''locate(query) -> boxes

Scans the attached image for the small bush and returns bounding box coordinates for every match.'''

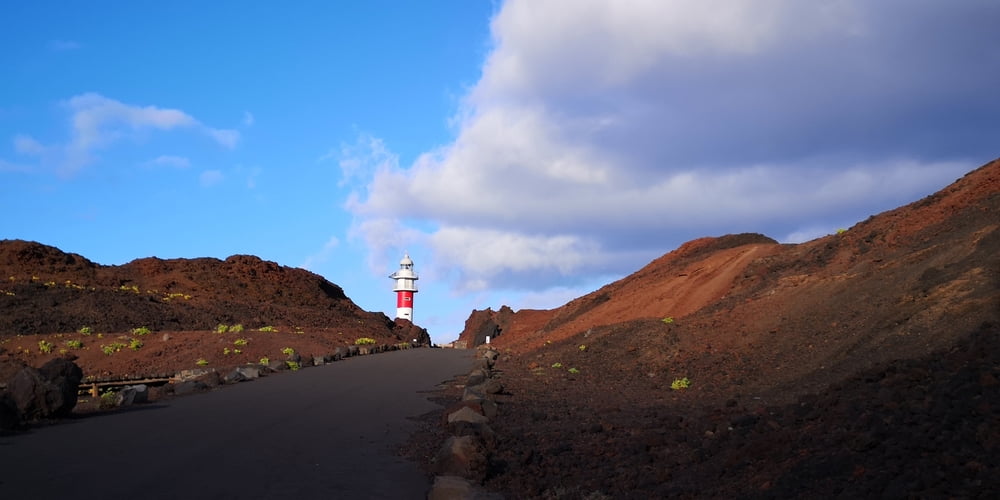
[286,360,301,371]
[578,345,587,351]
[281,347,295,356]
[196,358,208,366]
[99,390,119,409]
[233,338,248,346]
[223,347,231,355]
[662,317,674,324]
[101,342,128,355]
[259,356,270,365]
[131,326,151,336]
[230,324,244,333]
[568,367,580,374]
[216,324,229,334]
[671,377,691,390]
[129,338,143,350]
[78,326,92,335]
[551,362,563,368]
[65,339,83,349]
[354,337,377,345]
[259,326,278,332]
[38,340,54,354]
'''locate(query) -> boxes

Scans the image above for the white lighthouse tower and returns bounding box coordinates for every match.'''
[389,252,418,321]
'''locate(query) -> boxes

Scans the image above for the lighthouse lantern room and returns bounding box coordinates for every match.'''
[389,253,418,321]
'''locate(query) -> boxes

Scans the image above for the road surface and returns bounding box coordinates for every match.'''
[0,348,475,499]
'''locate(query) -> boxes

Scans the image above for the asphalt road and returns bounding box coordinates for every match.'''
[0,347,475,500]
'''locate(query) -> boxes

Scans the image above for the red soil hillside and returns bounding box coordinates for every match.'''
[0,245,429,379]
[446,157,999,497]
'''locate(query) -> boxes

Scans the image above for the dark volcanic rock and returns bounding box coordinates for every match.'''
[37,357,83,416]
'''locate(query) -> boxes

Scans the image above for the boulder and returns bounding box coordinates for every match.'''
[432,435,489,481]
[0,392,19,432]
[347,345,359,357]
[118,384,149,406]
[224,366,260,384]
[466,368,489,387]
[172,380,208,395]
[331,348,344,361]
[427,475,504,500]
[312,356,326,367]
[37,357,83,416]
[447,421,499,452]
[7,367,67,420]
[470,378,504,395]
[448,406,489,425]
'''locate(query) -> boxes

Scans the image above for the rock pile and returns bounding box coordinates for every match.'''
[427,345,506,500]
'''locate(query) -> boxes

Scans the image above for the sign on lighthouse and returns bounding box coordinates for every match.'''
[389,253,418,321]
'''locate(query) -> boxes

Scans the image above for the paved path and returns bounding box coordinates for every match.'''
[0,348,474,499]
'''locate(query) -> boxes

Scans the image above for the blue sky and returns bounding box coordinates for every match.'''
[3,1,999,343]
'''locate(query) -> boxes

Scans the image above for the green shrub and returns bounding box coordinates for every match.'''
[578,344,587,351]
[65,339,83,349]
[196,358,208,366]
[354,337,377,345]
[259,326,278,332]
[281,347,295,356]
[131,326,151,336]
[230,324,244,333]
[101,342,128,355]
[286,360,301,371]
[662,317,674,324]
[129,338,143,350]
[233,338,248,346]
[38,340,54,354]
[568,367,580,374]
[78,326,92,335]
[670,377,691,390]
[551,362,563,368]
[259,356,270,365]
[223,347,231,355]
[216,324,229,334]
[99,389,118,409]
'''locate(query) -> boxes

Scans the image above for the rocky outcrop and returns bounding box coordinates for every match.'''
[0,355,83,430]
[457,306,516,349]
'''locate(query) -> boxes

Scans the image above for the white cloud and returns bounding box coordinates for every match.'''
[146,155,191,168]
[344,0,1000,293]
[14,134,46,155]
[8,93,239,176]
[300,236,341,271]
[0,159,32,173]
[324,133,398,187]
[199,169,224,187]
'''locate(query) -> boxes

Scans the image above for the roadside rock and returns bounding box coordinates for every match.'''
[6,357,84,421]
[428,475,504,500]
[433,435,490,481]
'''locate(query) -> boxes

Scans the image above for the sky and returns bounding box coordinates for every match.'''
[2,1,999,343]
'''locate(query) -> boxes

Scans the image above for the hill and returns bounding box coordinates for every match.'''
[0,245,428,380]
[448,157,999,497]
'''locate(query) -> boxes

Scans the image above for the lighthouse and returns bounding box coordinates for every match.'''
[389,253,418,321]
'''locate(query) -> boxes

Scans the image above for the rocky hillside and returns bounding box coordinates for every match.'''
[0,242,400,337]
[443,157,999,497]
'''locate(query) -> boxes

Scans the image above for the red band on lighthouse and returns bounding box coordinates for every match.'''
[396,290,414,308]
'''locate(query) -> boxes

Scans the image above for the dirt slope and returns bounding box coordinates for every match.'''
[445,157,999,498]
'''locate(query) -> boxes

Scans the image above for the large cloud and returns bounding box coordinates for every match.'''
[346,0,1000,292]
